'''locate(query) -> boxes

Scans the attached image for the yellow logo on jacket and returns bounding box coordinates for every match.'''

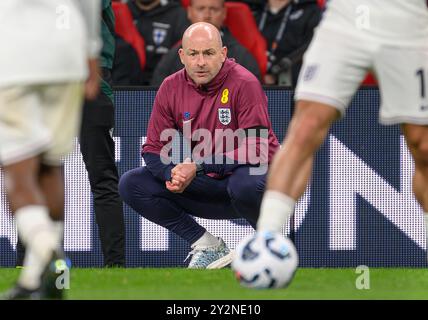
[221,88,229,104]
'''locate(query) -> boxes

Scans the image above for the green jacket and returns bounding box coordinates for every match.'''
[100,0,115,101]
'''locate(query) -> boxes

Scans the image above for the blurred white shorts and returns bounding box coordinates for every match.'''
[0,82,84,166]
[295,26,428,125]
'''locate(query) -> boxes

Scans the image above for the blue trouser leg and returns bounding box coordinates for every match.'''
[119,167,240,244]
[226,166,267,228]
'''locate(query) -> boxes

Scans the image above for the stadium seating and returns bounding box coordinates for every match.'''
[137,0,375,86]
[112,1,146,70]
[362,73,377,86]
[317,0,326,8]
[224,2,267,78]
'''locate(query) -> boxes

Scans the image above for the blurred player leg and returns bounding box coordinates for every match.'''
[257,102,338,232]
[0,86,64,299]
[15,233,25,267]
[6,82,84,300]
[3,157,59,291]
[402,125,428,218]
[35,82,84,299]
[15,165,65,267]
[38,164,65,246]
[257,26,370,232]
[373,43,428,258]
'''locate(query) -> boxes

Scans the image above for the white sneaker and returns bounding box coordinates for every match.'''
[186,238,231,269]
[206,250,234,269]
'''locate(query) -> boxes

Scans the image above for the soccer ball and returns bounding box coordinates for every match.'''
[232,231,298,289]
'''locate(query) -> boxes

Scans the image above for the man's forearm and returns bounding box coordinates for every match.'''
[142,152,175,181]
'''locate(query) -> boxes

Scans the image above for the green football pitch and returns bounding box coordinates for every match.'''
[0,268,427,300]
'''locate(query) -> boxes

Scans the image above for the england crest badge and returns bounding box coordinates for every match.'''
[153,28,167,46]
[218,108,231,125]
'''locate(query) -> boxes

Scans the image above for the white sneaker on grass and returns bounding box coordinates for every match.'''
[186,238,231,269]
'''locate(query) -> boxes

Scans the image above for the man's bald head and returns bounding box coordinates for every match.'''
[178,22,227,85]
[182,22,223,51]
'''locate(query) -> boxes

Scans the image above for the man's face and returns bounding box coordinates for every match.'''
[179,32,227,85]
[187,0,226,29]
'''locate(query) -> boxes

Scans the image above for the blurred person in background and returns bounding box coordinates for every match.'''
[79,0,125,268]
[113,0,188,85]
[254,0,321,86]
[150,0,261,86]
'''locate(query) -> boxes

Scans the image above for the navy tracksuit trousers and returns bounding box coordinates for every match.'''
[119,166,266,244]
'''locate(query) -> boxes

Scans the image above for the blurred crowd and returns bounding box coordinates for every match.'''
[111,0,323,86]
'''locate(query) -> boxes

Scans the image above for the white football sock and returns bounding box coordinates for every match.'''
[257,190,296,233]
[15,206,58,290]
[52,221,64,248]
[18,251,45,290]
[192,231,220,248]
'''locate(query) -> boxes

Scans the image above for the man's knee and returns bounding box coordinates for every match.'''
[118,170,134,204]
[403,125,428,166]
[413,141,428,168]
[414,143,428,166]
[118,167,153,204]
[3,158,40,193]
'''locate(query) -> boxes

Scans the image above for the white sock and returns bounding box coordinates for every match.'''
[18,251,45,290]
[192,231,219,248]
[15,206,58,290]
[257,190,296,232]
[52,221,64,248]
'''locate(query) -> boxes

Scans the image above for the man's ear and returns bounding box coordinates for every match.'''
[221,46,227,62]
[178,48,185,65]
[187,7,192,21]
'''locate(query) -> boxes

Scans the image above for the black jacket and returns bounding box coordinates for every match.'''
[150,28,261,86]
[254,0,322,86]
[114,0,189,85]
